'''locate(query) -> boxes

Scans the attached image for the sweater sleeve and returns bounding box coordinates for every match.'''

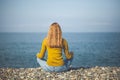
[63,39,73,59]
[36,38,46,59]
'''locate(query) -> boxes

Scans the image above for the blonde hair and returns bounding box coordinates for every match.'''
[47,22,62,48]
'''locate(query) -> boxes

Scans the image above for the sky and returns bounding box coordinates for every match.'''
[0,0,120,32]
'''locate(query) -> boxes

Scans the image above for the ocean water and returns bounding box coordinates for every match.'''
[0,32,120,68]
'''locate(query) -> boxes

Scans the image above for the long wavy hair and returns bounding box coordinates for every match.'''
[47,22,62,48]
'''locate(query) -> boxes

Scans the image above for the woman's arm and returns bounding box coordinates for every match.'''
[63,39,73,59]
[36,38,46,59]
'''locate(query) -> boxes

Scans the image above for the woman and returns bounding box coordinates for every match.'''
[36,22,73,72]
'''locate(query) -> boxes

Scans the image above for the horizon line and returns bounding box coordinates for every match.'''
[0,31,120,33]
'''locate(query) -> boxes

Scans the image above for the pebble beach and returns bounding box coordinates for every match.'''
[0,66,120,80]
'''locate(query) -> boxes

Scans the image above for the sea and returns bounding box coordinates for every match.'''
[0,32,120,68]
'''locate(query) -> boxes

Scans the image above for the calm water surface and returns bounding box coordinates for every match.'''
[0,32,120,68]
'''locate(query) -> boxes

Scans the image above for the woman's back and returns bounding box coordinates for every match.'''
[37,38,72,66]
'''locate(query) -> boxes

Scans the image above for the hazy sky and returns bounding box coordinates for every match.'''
[0,0,120,32]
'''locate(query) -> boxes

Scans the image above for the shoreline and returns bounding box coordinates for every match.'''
[0,66,120,80]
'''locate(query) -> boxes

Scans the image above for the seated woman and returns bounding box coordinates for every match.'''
[36,22,73,72]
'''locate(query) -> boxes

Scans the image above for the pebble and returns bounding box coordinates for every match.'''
[0,67,120,80]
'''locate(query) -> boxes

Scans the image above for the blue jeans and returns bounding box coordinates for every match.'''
[37,58,73,72]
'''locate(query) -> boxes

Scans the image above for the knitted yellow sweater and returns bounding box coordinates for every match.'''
[36,38,73,66]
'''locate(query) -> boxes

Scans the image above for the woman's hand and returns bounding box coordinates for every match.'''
[36,52,39,58]
[70,51,74,56]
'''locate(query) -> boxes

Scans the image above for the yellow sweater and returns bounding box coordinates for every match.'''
[36,38,73,66]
